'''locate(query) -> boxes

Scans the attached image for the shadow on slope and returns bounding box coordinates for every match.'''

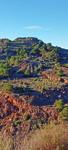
[30,85,68,106]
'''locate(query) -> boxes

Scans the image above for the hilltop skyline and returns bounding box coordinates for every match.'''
[0,0,68,49]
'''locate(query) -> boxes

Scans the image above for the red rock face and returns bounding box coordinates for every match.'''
[0,90,61,135]
[41,67,68,84]
[41,69,64,82]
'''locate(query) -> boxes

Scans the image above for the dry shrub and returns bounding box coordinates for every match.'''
[22,123,68,150]
[0,123,68,150]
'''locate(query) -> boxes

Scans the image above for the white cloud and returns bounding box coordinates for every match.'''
[24,26,52,31]
[24,26,42,29]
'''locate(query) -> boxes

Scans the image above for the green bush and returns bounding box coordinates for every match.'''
[46,46,59,61]
[13,116,21,126]
[0,62,11,78]
[14,58,19,65]
[56,69,64,76]
[60,107,68,120]
[41,87,45,92]
[31,48,40,55]
[38,119,42,124]
[3,82,13,92]
[24,69,31,77]
[10,56,15,65]
[53,67,57,70]
[56,62,61,67]
[65,63,68,68]
[55,99,64,111]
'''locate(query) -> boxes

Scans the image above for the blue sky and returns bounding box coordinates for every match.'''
[0,0,68,48]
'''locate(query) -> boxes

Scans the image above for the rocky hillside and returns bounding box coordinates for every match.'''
[0,37,68,138]
[0,90,61,136]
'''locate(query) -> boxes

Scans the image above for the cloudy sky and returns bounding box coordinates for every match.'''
[0,0,68,48]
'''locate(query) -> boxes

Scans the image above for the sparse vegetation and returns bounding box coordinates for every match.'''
[0,37,68,149]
